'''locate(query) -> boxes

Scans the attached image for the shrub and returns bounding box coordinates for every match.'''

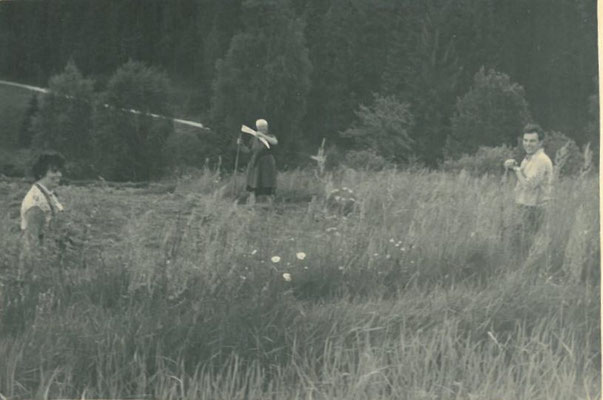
[0,148,33,177]
[543,131,583,176]
[93,61,174,181]
[446,67,531,157]
[441,145,518,176]
[163,131,210,170]
[31,61,95,175]
[343,149,388,171]
[341,94,414,163]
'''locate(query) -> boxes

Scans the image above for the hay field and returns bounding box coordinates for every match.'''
[0,168,599,399]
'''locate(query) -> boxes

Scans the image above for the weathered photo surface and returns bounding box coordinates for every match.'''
[0,1,599,399]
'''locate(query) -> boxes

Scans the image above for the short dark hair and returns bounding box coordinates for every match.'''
[523,123,545,141]
[32,151,65,180]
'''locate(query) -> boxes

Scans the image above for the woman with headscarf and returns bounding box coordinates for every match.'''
[237,119,278,205]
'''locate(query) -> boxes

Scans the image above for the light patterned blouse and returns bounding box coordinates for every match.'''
[20,183,64,231]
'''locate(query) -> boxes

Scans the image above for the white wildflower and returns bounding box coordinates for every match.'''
[251,249,258,255]
[296,252,306,260]
[271,256,281,263]
[282,273,292,282]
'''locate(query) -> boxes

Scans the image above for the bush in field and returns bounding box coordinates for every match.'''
[441,144,519,176]
[446,67,531,157]
[18,94,38,148]
[0,148,33,177]
[343,149,388,171]
[442,131,586,177]
[341,94,414,163]
[583,92,599,162]
[31,61,95,178]
[543,130,583,176]
[93,61,174,181]
[163,131,210,170]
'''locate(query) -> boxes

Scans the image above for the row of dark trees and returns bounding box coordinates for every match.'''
[0,0,598,178]
[19,61,174,181]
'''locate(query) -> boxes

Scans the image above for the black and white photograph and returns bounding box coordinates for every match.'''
[0,0,600,398]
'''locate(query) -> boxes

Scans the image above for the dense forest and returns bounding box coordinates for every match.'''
[0,0,598,178]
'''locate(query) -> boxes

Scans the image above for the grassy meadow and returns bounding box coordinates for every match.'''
[0,167,600,399]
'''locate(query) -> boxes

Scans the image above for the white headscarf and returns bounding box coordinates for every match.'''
[256,119,268,132]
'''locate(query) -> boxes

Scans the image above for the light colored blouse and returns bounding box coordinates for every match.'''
[20,183,64,231]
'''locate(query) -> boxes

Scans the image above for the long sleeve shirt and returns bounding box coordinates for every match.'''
[514,148,553,207]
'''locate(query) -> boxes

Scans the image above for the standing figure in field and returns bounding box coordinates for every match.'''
[237,119,278,205]
[503,123,553,257]
[19,151,66,280]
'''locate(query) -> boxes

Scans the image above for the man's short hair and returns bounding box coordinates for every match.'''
[523,123,545,141]
[32,151,65,180]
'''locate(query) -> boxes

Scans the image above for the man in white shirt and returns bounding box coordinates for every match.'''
[504,124,553,256]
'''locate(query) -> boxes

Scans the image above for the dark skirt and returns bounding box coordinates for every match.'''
[246,154,277,195]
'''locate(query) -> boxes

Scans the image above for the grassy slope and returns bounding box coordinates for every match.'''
[0,168,600,399]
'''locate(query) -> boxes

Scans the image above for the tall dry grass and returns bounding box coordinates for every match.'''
[0,166,599,399]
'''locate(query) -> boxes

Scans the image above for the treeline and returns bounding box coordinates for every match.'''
[0,0,598,179]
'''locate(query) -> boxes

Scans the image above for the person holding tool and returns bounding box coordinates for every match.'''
[503,123,553,258]
[237,119,278,206]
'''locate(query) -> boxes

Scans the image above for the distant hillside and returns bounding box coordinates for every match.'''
[0,83,34,149]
